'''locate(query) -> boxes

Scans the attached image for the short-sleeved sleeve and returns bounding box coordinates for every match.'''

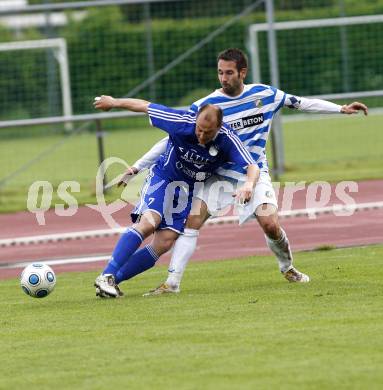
[269,87,286,113]
[148,103,195,137]
[189,103,198,113]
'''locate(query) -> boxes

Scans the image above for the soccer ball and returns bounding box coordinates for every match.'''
[20,263,56,298]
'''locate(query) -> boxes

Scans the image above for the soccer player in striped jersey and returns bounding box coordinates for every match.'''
[121,48,368,295]
[93,95,259,297]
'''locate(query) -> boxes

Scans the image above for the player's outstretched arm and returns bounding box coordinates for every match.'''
[284,94,368,116]
[340,102,368,115]
[94,95,150,113]
[234,164,260,204]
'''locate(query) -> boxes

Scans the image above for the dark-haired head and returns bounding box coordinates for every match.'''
[217,48,248,96]
[217,48,248,73]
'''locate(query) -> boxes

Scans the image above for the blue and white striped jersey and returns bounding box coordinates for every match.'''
[132,85,342,180]
[147,103,255,184]
[190,83,285,181]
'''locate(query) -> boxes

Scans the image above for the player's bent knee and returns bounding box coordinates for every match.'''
[134,211,161,237]
[255,203,277,218]
[133,223,155,238]
[185,215,205,230]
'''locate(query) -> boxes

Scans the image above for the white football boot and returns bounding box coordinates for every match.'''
[283,267,310,283]
[94,274,120,298]
[95,284,124,298]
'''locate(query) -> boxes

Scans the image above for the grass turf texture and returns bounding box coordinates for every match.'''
[1,245,383,389]
[0,113,382,212]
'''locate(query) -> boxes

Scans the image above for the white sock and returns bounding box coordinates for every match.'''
[265,228,293,273]
[166,228,199,287]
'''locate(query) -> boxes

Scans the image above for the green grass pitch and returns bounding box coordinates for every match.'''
[1,245,383,389]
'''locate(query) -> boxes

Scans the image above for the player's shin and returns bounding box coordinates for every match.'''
[166,228,199,287]
[103,228,144,276]
[265,228,293,273]
[115,245,159,283]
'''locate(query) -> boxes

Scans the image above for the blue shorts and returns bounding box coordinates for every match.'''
[131,169,194,234]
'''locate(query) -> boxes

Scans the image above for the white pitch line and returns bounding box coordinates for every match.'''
[1,201,383,247]
[200,201,383,224]
[1,255,109,269]
[0,228,125,247]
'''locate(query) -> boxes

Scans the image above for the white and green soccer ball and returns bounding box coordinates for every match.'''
[20,263,56,298]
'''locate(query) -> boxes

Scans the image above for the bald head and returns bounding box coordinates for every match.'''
[197,104,223,128]
[195,104,223,145]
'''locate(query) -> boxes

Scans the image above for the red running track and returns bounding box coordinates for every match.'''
[1,180,382,279]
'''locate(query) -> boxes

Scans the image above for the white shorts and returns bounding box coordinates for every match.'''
[195,172,278,225]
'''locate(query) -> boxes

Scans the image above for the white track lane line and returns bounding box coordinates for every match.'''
[1,201,383,248]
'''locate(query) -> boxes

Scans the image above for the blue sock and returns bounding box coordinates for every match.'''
[103,228,143,276]
[115,245,159,284]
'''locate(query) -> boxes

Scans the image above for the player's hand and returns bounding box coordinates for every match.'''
[117,166,139,187]
[233,181,253,205]
[93,95,116,111]
[341,102,368,116]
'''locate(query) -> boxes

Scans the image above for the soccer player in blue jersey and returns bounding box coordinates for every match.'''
[120,48,368,295]
[93,95,259,297]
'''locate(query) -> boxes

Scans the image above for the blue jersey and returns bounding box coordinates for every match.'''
[190,84,286,180]
[147,103,255,185]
